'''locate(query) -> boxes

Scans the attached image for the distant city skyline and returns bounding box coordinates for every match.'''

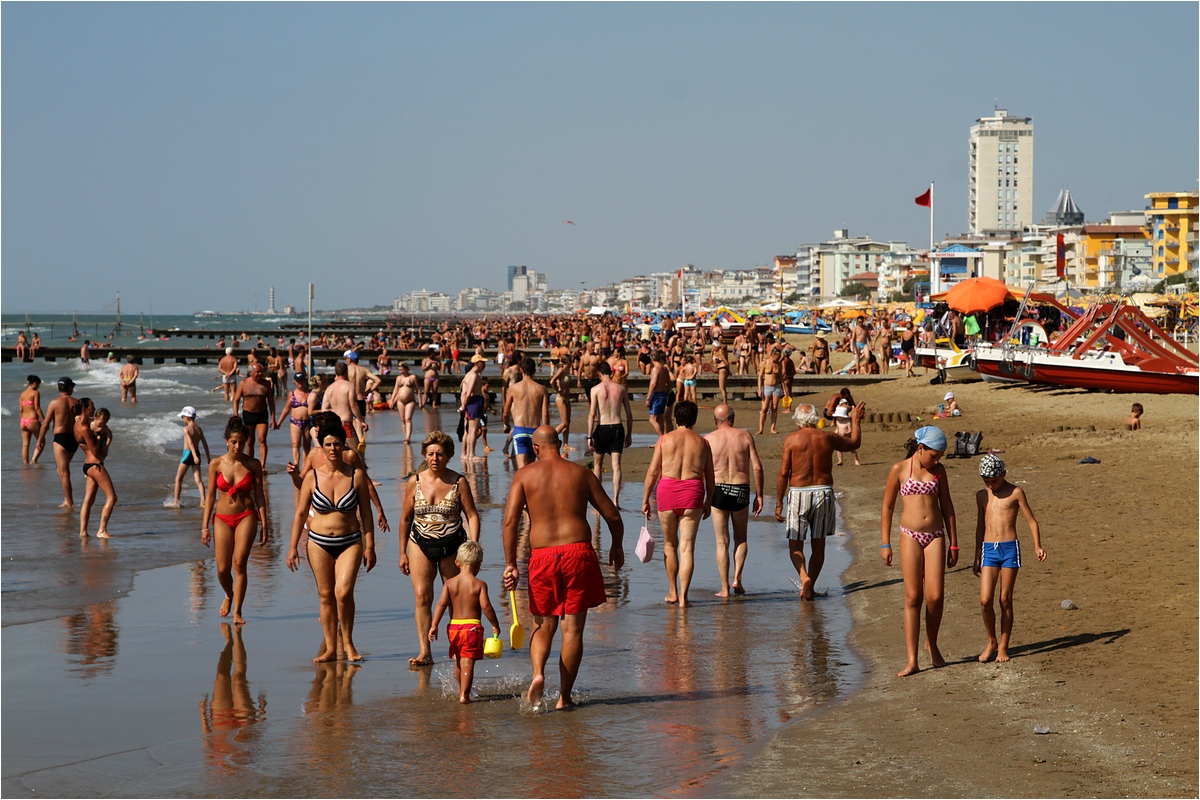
[3,3,1197,314]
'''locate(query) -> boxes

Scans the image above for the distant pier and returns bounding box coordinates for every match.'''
[4,345,891,402]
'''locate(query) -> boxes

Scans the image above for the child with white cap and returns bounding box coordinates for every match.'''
[972,454,1046,663]
[171,406,211,507]
[943,391,960,416]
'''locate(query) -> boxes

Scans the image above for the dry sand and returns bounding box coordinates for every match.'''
[624,352,1198,798]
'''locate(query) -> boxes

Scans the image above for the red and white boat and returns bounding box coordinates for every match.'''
[971,302,1198,395]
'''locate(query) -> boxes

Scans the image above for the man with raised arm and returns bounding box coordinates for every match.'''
[502,426,624,710]
[776,401,865,600]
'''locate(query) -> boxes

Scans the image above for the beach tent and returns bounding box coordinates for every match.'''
[760,302,798,313]
[818,298,866,309]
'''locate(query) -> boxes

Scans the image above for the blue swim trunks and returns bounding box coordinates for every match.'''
[512,425,536,456]
[181,449,196,467]
[648,391,669,416]
[981,539,1021,569]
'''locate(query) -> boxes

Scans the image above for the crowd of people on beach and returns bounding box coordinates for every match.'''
[16,309,1052,707]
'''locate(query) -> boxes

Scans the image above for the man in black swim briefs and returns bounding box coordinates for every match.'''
[37,377,80,508]
[704,404,764,597]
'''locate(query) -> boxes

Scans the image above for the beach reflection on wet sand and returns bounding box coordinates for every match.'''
[2,385,862,798]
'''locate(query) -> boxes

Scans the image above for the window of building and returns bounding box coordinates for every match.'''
[1014,191,1018,200]
[1159,246,1165,257]
[1168,198,1179,209]
[1014,157,1018,164]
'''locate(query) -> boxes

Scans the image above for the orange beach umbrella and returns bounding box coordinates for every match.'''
[944,277,1010,314]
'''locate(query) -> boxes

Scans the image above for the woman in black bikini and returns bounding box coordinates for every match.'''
[75,397,117,539]
[398,430,481,667]
[287,423,376,663]
[203,417,267,625]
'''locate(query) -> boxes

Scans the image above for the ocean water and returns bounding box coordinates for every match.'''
[1,358,862,797]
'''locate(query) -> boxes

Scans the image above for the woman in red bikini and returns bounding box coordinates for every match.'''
[879,426,958,677]
[18,374,44,464]
[202,417,267,625]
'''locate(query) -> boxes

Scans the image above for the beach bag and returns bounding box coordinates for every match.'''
[965,431,984,457]
[635,521,655,563]
[964,315,981,336]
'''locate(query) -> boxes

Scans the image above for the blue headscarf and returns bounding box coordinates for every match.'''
[914,425,947,452]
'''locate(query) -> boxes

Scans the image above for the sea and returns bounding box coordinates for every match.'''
[1,313,864,797]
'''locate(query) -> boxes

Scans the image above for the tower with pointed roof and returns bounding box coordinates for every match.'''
[1046,189,1084,226]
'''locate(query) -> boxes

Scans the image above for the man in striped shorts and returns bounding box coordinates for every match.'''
[775,401,865,600]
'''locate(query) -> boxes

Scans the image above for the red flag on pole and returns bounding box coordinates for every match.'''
[1056,234,1066,278]
[914,188,932,207]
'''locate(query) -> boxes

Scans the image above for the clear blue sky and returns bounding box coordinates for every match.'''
[3,2,1196,314]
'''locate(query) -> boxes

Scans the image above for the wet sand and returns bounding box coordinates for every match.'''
[2,362,863,797]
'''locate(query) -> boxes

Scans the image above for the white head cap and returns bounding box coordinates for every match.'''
[179,406,197,418]
[944,391,955,400]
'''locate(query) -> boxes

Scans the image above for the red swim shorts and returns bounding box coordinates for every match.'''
[527,541,608,617]
[448,619,484,661]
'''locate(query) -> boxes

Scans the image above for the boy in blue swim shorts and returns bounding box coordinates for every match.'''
[972,454,1046,663]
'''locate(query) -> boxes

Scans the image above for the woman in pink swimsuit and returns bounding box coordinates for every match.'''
[18,375,45,464]
[879,426,958,677]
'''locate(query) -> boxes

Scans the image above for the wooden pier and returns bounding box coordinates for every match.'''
[5,346,891,402]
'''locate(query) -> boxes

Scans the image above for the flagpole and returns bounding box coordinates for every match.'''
[929,182,935,253]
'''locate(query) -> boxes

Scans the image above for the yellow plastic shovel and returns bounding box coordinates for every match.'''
[508,590,525,650]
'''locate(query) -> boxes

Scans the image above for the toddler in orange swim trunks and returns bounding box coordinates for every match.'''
[429,540,501,704]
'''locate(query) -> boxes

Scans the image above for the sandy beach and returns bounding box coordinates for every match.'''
[2,346,1197,797]
[679,349,1199,797]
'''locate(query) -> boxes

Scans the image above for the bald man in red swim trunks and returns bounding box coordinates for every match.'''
[502,426,624,710]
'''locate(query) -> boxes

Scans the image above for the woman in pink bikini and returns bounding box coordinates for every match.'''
[880,426,958,677]
[202,417,267,625]
[18,375,45,464]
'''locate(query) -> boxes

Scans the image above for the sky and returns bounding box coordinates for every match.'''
[3,2,1197,315]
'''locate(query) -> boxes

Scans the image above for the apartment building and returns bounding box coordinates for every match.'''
[1144,192,1198,279]
[968,109,1034,233]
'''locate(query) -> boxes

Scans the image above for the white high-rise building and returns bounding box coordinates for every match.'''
[968,109,1033,233]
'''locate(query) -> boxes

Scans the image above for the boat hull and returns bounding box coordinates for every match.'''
[973,348,1198,394]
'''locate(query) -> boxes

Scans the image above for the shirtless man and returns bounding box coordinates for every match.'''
[705,404,764,597]
[642,401,714,608]
[387,362,420,443]
[646,349,672,438]
[503,357,550,469]
[79,340,92,369]
[37,377,80,508]
[345,351,379,444]
[459,358,487,462]
[548,357,574,452]
[776,401,865,600]
[234,363,276,466]
[322,362,364,450]
[587,361,633,505]
[577,343,603,406]
[218,348,239,405]
[852,319,872,371]
[501,426,624,710]
[119,356,139,404]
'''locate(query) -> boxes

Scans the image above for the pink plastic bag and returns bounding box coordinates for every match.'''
[635,522,655,563]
